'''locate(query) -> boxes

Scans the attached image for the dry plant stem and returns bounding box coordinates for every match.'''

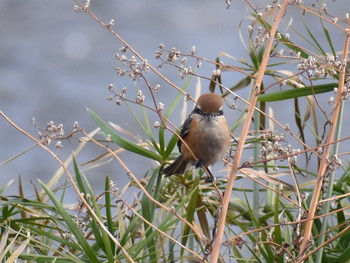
[225,203,350,246]
[292,3,349,32]
[201,74,322,159]
[239,169,304,210]
[261,241,296,261]
[74,0,192,100]
[297,224,350,263]
[0,111,135,263]
[209,1,290,262]
[176,53,255,78]
[81,131,205,243]
[110,191,202,260]
[320,191,350,203]
[298,24,350,257]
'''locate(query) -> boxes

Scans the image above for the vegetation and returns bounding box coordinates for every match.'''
[1,0,350,262]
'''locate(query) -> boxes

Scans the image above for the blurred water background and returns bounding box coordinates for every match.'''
[1,0,348,200]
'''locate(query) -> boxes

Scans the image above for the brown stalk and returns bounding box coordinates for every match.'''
[74,0,193,101]
[81,131,205,246]
[109,191,202,259]
[225,203,350,246]
[0,111,136,262]
[209,1,291,262]
[298,23,350,258]
[298,224,350,263]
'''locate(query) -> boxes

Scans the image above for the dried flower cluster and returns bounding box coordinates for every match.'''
[259,131,294,164]
[31,118,82,148]
[155,43,201,79]
[107,84,147,106]
[73,0,90,12]
[297,54,346,78]
[115,52,150,81]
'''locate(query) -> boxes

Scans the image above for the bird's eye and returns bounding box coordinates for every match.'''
[193,108,203,115]
[217,110,224,116]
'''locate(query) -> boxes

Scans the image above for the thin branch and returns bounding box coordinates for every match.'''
[109,191,203,260]
[81,130,206,243]
[0,111,136,263]
[209,1,291,262]
[74,0,194,101]
[298,20,350,257]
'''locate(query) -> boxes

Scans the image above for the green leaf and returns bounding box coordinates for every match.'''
[125,102,160,153]
[88,108,162,162]
[0,180,13,195]
[253,14,309,59]
[73,157,87,196]
[181,175,200,249]
[25,224,81,251]
[257,83,337,102]
[76,163,114,262]
[104,176,116,253]
[141,169,161,263]
[304,23,325,56]
[209,57,222,93]
[163,132,179,160]
[322,24,336,57]
[160,77,192,160]
[225,76,252,96]
[19,254,82,263]
[39,180,99,263]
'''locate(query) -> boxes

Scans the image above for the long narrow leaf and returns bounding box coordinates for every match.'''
[322,24,336,56]
[258,83,337,102]
[39,180,99,263]
[181,175,200,249]
[88,108,161,162]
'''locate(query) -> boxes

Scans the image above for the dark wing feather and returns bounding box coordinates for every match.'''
[177,117,192,153]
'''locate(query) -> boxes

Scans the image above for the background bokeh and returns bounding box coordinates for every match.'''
[1,0,348,198]
[0,0,256,196]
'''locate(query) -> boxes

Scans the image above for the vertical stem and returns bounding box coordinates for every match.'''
[209,1,290,262]
[298,25,350,259]
[253,107,260,219]
[315,102,343,263]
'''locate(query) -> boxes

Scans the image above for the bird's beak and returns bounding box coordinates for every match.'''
[206,114,213,121]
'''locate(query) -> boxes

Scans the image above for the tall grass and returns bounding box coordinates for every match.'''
[1,1,350,262]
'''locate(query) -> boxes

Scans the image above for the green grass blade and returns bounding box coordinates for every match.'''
[88,108,162,162]
[304,23,326,55]
[141,170,160,263]
[0,180,13,195]
[227,76,252,94]
[253,14,309,59]
[160,78,191,158]
[322,24,336,56]
[163,132,179,161]
[77,165,114,262]
[181,175,200,249]
[19,254,82,263]
[39,180,99,263]
[25,224,81,250]
[73,157,87,196]
[125,102,160,153]
[257,83,337,102]
[104,176,116,253]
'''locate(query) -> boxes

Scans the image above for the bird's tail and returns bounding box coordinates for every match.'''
[162,156,188,177]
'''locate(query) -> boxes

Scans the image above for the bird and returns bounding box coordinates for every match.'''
[162,93,231,182]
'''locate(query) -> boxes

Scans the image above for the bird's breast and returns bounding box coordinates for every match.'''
[181,116,230,166]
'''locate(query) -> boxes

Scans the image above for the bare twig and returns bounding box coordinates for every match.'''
[298,21,350,259]
[0,111,136,263]
[209,1,291,262]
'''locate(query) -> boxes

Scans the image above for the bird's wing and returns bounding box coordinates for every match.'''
[177,117,192,153]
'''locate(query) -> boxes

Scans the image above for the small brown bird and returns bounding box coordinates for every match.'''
[163,93,230,182]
